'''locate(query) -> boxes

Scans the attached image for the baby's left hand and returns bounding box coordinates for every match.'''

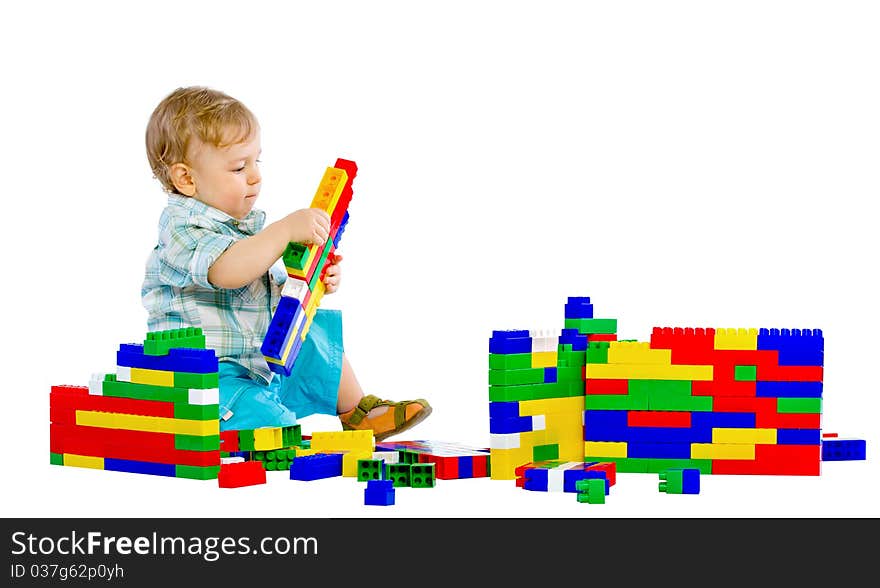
[323,253,343,294]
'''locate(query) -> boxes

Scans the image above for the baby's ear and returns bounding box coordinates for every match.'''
[169,163,196,196]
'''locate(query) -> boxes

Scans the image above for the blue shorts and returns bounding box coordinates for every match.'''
[218,309,344,432]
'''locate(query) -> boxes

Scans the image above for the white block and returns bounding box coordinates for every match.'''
[490,432,521,450]
[88,373,104,396]
[220,456,245,464]
[531,415,546,431]
[189,387,219,406]
[547,468,565,492]
[116,365,132,382]
[372,451,399,464]
[281,278,310,303]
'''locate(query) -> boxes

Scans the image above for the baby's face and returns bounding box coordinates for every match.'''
[186,130,262,220]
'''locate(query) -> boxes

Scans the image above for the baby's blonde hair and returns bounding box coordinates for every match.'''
[145,86,259,194]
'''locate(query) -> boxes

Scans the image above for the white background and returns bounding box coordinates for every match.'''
[1,1,877,518]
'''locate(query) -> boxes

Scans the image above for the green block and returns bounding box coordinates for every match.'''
[777,397,822,414]
[585,341,610,364]
[102,374,190,403]
[734,365,757,381]
[282,425,302,448]
[175,464,220,480]
[488,380,583,402]
[399,450,420,465]
[174,403,220,420]
[282,242,310,271]
[647,392,713,412]
[584,390,649,410]
[575,478,606,504]
[532,444,559,462]
[50,452,63,466]
[173,371,219,389]
[238,430,256,452]
[175,434,220,452]
[488,353,533,370]
[410,464,436,488]
[648,459,712,475]
[583,457,650,473]
[388,463,412,487]
[565,317,618,335]
[658,469,684,493]
[489,367,545,386]
[557,350,586,367]
[358,459,386,481]
[307,237,334,292]
[144,327,206,356]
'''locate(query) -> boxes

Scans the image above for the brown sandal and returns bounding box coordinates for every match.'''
[339,395,432,442]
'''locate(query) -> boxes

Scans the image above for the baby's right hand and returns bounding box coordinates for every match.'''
[284,208,330,246]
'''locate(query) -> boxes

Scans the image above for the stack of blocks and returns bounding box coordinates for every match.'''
[375,440,490,480]
[489,296,826,480]
[49,327,221,480]
[219,424,303,471]
[261,158,357,376]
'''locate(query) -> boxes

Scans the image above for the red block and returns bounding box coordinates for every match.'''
[712,444,820,475]
[756,364,824,382]
[587,334,617,342]
[585,461,616,487]
[627,411,691,428]
[218,460,267,488]
[692,380,757,397]
[50,386,175,419]
[219,430,240,452]
[585,379,628,395]
[471,455,488,478]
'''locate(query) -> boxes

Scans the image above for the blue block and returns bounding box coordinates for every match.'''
[691,411,756,429]
[290,453,343,481]
[104,458,176,477]
[821,438,866,461]
[757,328,824,366]
[680,468,700,494]
[543,367,557,383]
[756,381,823,398]
[627,426,711,444]
[564,297,594,319]
[261,296,304,361]
[583,410,629,442]
[489,330,532,354]
[116,344,219,374]
[488,401,520,419]
[490,415,538,434]
[458,456,474,479]
[523,468,549,491]
[628,442,691,459]
[333,211,350,248]
[558,328,588,351]
[364,479,395,506]
[563,469,609,494]
[776,428,821,445]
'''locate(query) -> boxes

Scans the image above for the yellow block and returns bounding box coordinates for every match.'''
[517,396,584,417]
[63,453,104,469]
[342,450,373,477]
[129,367,175,387]
[712,428,776,444]
[309,166,348,216]
[286,167,349,279]
[489,447,533,480]
[254,427,284,451]
[585,363,713,381]
[584,441,627,458]
[714,328,758,350]
[310,430,374,453]
[530,351,557,368]
[76,410,219,436]
[691,443,755,460]
[293,447,322,457]
[607,342,672,365]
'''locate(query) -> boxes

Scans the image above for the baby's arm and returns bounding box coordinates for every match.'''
[208,208,330,289]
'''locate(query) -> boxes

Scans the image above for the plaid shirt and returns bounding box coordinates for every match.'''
[142,194,287,385]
